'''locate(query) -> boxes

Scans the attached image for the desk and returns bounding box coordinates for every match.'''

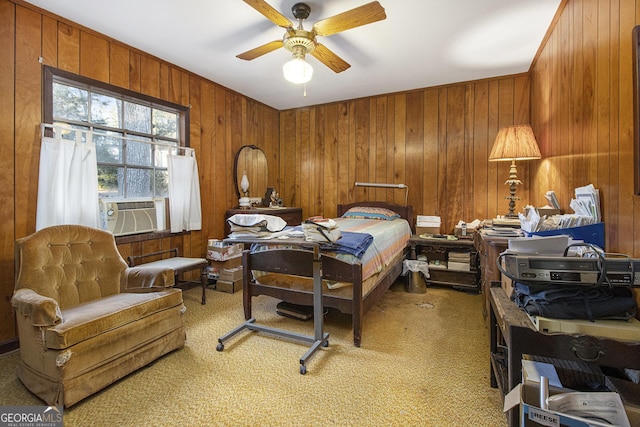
[489,287,640,426]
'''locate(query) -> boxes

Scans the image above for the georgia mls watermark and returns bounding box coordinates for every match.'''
[0,406,63,427]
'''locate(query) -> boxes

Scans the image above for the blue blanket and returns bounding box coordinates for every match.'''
[293,226,373,258]
[324,231,373,258]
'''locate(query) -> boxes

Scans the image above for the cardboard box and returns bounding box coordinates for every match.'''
[216,278,242,293]
[454,226,475,239]
[416,225,440,236]
[525,207,563,217]
[207,242,243,261]
[208,255,242,279]
[504,358,631,426]
[606,376,640,426]
[209,254,242,269]
[416,215,441,236]
[218,266,243,282]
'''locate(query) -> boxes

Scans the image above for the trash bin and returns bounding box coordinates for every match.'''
[403,259,429,293]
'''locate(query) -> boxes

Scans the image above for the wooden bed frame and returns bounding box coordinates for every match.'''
[241,201,413,347]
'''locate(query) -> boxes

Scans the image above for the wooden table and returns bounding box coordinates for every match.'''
[216,238,329,375]
[489,286,640,426]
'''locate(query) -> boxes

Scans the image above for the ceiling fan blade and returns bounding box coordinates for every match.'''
[310,43,351,73]
[311,1,386,37]
[237,40,283,60]
[242,0,293,29]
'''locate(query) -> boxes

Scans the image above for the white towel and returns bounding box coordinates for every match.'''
[227,214,287,232]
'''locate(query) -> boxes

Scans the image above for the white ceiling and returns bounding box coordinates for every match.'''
[24,0,561,111]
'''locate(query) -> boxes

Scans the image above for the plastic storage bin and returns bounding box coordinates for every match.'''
[524,222,605,250]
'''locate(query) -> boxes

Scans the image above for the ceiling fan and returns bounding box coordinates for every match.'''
[237,0,386,83]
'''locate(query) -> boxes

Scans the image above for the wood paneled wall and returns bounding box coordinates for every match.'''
[0,0,280,344]
[279,76,532,233]
[529,0,639,256]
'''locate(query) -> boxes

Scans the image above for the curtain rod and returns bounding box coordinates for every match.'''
[354,182,409,206]
[40,123,191,152]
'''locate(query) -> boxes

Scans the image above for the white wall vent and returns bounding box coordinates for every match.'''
[100,199,164,236]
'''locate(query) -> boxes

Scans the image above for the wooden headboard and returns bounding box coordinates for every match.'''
[337,201,414,233]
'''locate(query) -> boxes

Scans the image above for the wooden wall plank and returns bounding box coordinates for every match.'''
[109,42,129,88]
[393,94,407,207]
[472,81,489,220]
[618,0,636,256]
[140,55,160,97]
[14,5,41,239]
[41,15,57,67]
[57,21,78,73]
[80,30,109,82]
[405,91,424,218]
[337,102,350,204]
[0,0,16,344]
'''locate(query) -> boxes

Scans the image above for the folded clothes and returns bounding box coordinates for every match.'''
[302,225,342,242]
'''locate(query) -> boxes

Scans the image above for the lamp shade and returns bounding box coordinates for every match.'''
[489,125,541,162]
[240,171,249,194]
[283,57,313,84]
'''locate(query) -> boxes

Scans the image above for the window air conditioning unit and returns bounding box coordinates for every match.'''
[99,198,166,236]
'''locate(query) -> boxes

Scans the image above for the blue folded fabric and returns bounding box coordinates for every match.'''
[320,230,374,258]
[291,226,373,258]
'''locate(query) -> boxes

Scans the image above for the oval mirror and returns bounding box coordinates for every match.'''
[233,145,268,203]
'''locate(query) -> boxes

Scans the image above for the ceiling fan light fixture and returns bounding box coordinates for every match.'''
[283,55,313,84]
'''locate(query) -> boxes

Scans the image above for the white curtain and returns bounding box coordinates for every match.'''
[36,134,100,230]
[168,148,202,233]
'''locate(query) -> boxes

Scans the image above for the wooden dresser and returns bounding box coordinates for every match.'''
[474,231,510,318]
[224,207,303,236]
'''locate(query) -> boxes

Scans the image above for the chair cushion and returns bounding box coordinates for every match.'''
[45,289,184,349]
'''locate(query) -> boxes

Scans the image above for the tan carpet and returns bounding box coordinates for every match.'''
[0,281,507,426]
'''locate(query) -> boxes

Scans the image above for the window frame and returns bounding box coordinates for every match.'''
[42,66,191,241]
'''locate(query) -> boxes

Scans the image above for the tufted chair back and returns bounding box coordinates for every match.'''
[15,225,128,310]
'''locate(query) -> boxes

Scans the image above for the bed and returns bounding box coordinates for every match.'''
[237,201,413,347]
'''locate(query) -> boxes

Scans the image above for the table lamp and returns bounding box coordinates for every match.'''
[489,125,541,218]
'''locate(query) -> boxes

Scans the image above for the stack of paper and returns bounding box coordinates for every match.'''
[571,184,601,222]
[545,190,561,209]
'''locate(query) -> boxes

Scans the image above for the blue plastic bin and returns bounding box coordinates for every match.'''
[523,222,605,250]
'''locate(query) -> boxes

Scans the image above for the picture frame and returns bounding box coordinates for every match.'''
[263,187,274,207]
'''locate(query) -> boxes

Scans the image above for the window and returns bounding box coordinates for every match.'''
[44,66,189,200]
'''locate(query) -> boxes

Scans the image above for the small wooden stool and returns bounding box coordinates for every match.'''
[128,248,209,304]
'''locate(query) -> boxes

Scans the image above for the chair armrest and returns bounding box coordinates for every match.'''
[122,266,176,292]
[11,288,62,327]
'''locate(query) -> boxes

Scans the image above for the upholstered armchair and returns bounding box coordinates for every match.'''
[11,225,186,407]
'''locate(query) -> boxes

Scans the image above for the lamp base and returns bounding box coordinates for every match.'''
[238,197,251,208]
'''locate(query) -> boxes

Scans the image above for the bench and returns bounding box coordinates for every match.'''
[128,248,209,304]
